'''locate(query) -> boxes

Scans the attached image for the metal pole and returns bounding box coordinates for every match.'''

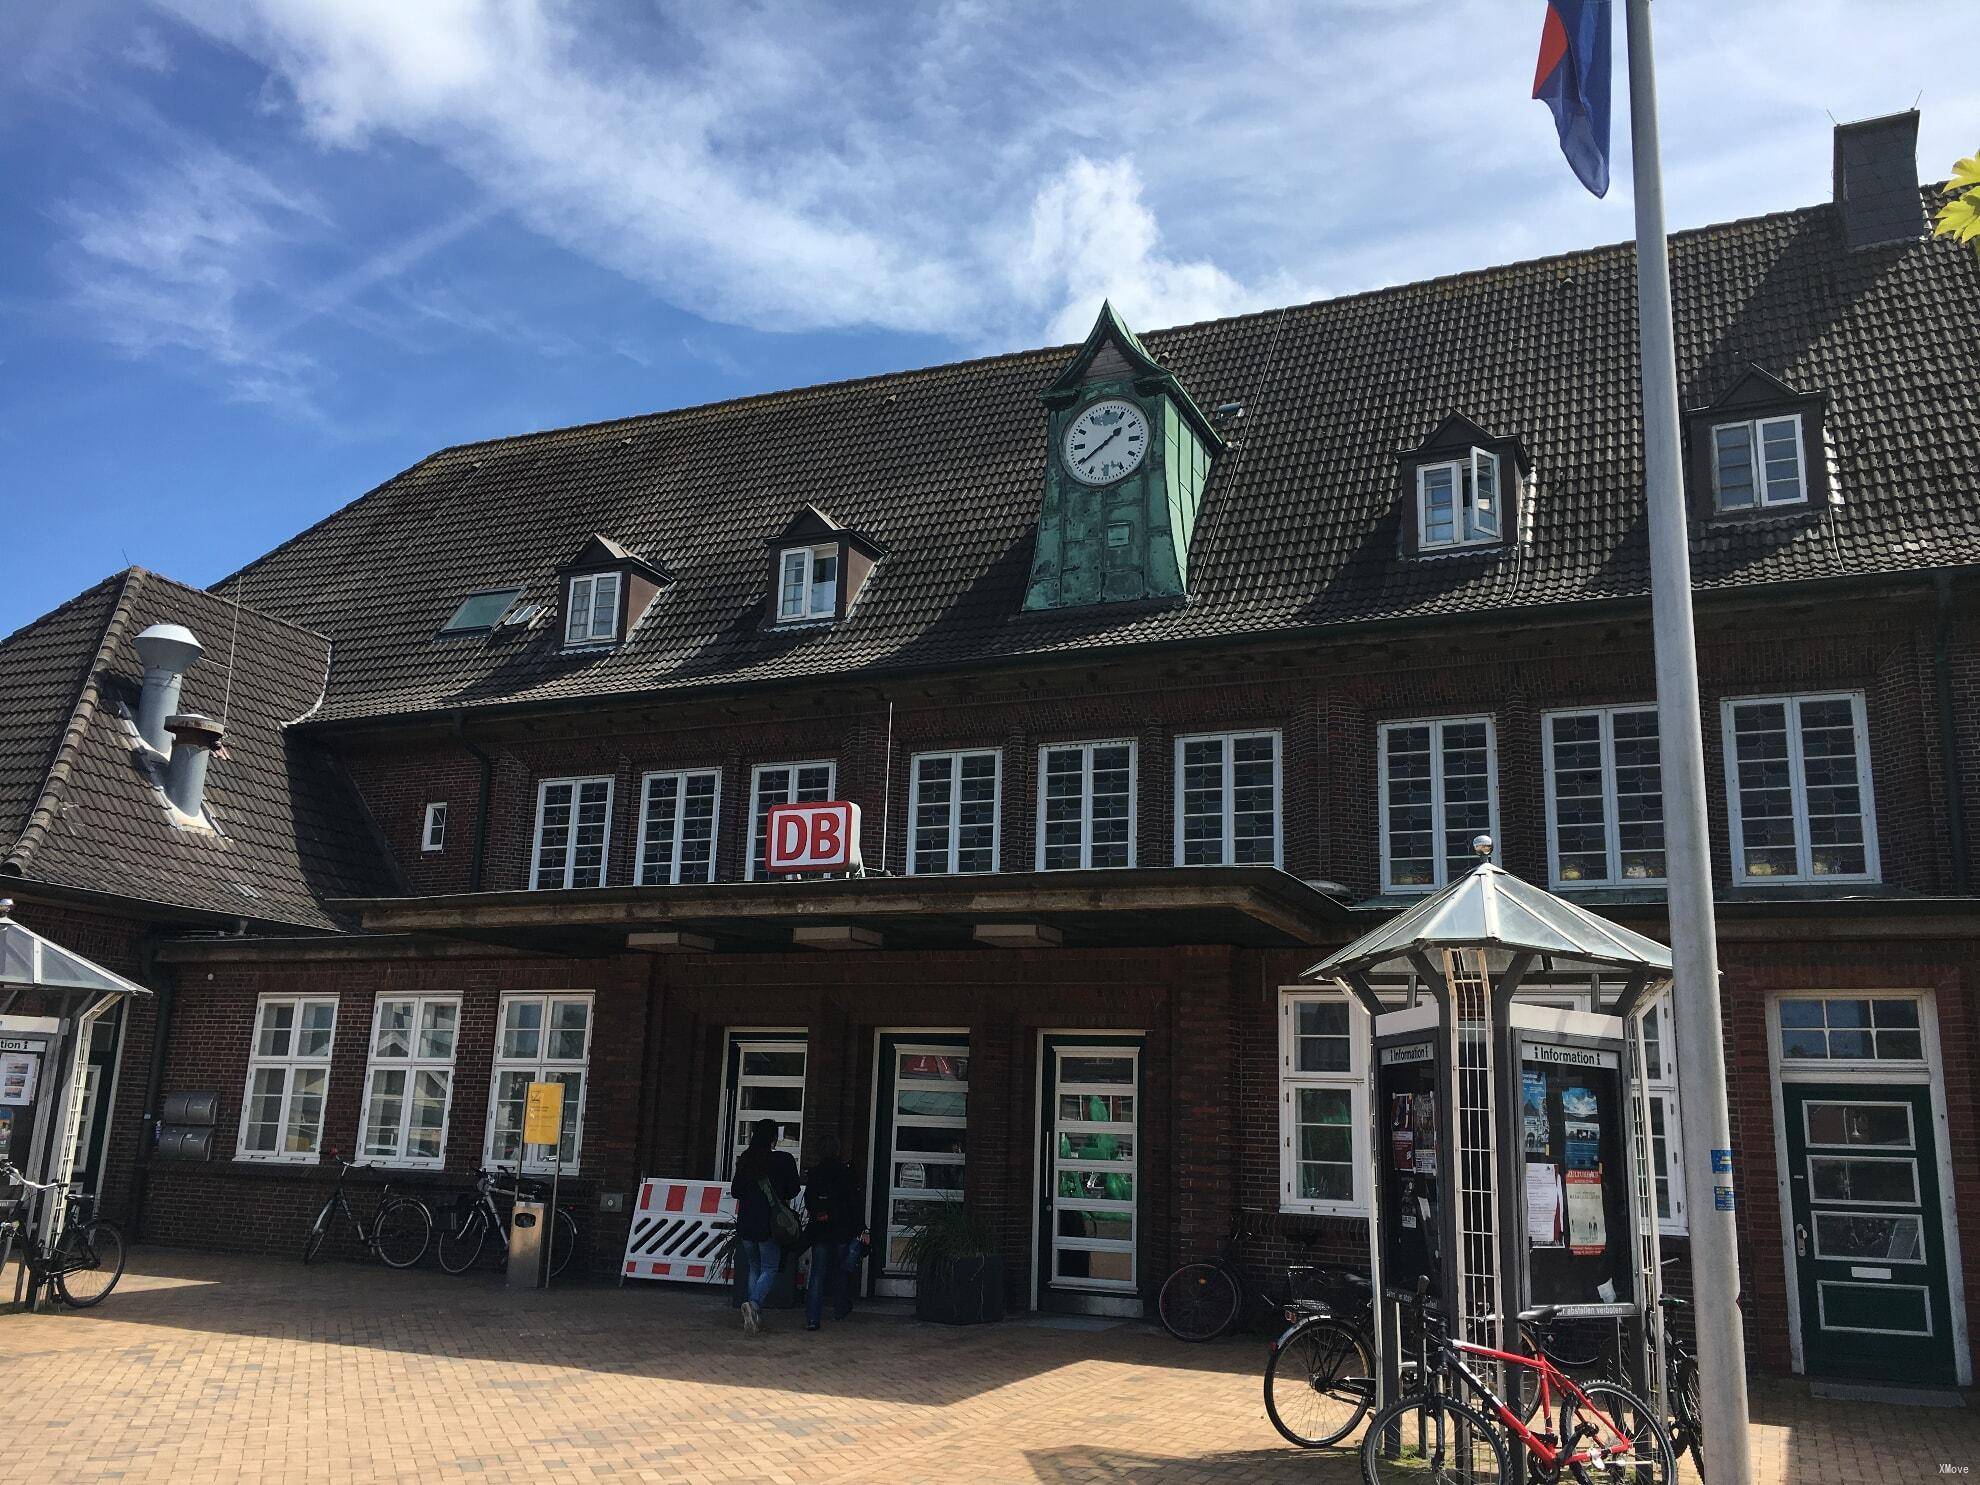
[1624,3,1752,1480]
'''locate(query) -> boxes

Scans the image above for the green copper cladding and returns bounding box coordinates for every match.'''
[1025,303,1224,612]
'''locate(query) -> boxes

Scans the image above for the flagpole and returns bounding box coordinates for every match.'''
[1624,3,1752,1480]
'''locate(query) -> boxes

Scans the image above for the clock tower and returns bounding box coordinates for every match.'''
[1024,302,1225,612]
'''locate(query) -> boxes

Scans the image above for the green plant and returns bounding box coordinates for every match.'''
[899,1202,997,1271]
[1933,151,1980,255]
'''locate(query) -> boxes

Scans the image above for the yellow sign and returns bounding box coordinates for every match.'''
[523,1081,565,1147]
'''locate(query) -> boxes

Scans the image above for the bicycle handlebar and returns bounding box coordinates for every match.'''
[0,1160,64,1194]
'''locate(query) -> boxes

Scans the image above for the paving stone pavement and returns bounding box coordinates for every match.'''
[2,1249,1974,1483]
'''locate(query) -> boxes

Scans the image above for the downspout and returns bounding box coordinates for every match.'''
[130,924,174,1239]
[1934,574,1970,894]
[453,711,494,893]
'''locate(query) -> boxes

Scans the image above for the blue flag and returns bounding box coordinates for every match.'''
[1534,0,1612,197]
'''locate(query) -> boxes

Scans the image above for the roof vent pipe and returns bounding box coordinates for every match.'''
[162,714,224,820]
[134,624,203,756]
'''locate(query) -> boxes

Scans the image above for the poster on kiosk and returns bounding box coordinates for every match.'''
[1371,1005,1456,1313]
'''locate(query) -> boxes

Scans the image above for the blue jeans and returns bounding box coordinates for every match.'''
[807,1238,853,1326]
[742,1239,781,1308]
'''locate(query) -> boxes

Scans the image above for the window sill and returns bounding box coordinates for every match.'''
[1278,1201,1369,1221]
[1414,539,1505,559]
[233,1153,325,1168]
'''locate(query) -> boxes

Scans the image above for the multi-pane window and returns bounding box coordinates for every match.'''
[748,760,835,879]
[239,995,337,1162]
[1711,415,1805,511]
[1174,731,1281,867]
[635,769,721,885]
[1722,693,1877,883]
[1636,990,1686,1235]
[359,996,459,1168]
[1037,741,1136,871]
[909,750,1000,875]
[1543,706,1665,886]
[530,777,613,889]
[486,992,592,1172]
[1378,718,1497,892]
[1417,449,1501,550]
[777,545,839,622]
[1279,991,1366,1215]
[722,1033,808,1176]
[1779,996,1924,1063]
[421,801,447,853]
[564,571,621,645]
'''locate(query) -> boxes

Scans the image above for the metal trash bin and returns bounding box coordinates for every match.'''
[508,1201,547,1290]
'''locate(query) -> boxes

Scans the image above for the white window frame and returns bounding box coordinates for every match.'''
[1416,448,1502,551]
[421,801,447,853]
[1035,739,1138,871]
[1541,705,1666,889]
[746,759,837,881]
[1721,691,1879,885]
[718,1030,809,1177]
[564,570,622,647]
[357,994,459,1170]
[1279,989,1370,1217]
[1377,716,1499,894]
[634,768,722,885]
[237,994,338,1164]
[1634,988,1688,1236]
[484,991,594,1174]
[1711,413,1806,511]
[529,775,615,890]
[776,543,841,623]
[907,748,1002,876]
[1172,730,1283,867]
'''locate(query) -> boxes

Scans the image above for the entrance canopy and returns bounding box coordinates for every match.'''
[0,900,151,1014]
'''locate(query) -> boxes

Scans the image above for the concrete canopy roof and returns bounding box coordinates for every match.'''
[1306,860,1674,982]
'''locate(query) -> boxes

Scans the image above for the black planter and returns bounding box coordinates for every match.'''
[913,1255,1006,1325]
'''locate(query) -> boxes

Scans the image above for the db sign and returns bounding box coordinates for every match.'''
[765,800,863,875]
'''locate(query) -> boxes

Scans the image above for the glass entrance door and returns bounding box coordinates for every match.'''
[870,1037,969,1297]
[1042,1041,1139,1304]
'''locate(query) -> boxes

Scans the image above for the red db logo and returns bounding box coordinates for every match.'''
[764,801,863,874]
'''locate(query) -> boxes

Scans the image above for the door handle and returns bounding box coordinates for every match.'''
[1795,1224,1807,1258]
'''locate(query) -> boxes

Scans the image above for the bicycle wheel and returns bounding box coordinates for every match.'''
[1264,1317,1374,1448]
[436,1208,487,1274]
[373,1197,433,1270]
[1560,1380,1675,1483]
[1672,1354,1705,1478]
[1361,1393,1509,1483]
[1157,1261,1242,1341]
[302,1202,333,1265]
[53,1220,127,1308]
[547,1208,578,1279]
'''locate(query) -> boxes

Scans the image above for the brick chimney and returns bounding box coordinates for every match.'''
[1832,110,1926,250]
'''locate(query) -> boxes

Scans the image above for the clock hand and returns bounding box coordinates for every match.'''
[1079,427,1123,468]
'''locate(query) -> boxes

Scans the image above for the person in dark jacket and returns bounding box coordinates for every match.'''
[800,1132,866,1331]
[730,1117,800,1335]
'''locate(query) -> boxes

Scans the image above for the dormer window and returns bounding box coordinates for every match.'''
[1399,415,1528,558]
[1710,414,1806,511]
[1417,449,1501,550]
[763,506,884,628]
[554,534,671,653]
[565,571,621,646]
[777,544,839,623]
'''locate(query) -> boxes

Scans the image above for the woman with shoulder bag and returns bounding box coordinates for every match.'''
[730,1117,801,1335]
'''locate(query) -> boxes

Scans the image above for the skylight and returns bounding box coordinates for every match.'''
[441,589,523,633]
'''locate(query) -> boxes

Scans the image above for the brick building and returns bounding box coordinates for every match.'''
[4,113,1977,1387]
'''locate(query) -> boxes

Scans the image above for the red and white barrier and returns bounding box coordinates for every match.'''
[621,1177,735,1284]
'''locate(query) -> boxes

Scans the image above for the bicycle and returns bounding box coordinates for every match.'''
[1660,1291,1705,1480]
[0,1159,126,1308]
[1264,1268,1379,1448]
[1361,1281,1675,1484]
[1158,1214,1334,1341]
[436,1164,578,1278]
[302,1151,434,1268]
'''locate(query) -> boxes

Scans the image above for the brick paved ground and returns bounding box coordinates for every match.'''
[2,1249,1973,1483]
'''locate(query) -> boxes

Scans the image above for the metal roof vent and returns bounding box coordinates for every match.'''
[134,624,202,756]
[163,713,224,822]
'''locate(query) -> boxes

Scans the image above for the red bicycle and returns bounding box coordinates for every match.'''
[1361,1286,1674,1483]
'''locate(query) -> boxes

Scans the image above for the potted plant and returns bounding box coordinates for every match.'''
[902,1202,1004,1325]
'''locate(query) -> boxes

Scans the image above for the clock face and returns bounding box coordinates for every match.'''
[1062,398,1150,485]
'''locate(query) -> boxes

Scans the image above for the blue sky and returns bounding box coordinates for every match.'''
[3,1,1972,635]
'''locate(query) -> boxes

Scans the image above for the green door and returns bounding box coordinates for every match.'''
[1782,1081,1955,1383]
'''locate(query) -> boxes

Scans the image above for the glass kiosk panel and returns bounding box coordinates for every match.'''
[1374,1038,1445,1302]
[1518,1038,1636,1312]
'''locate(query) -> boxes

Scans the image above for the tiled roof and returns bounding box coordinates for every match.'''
[195,189,1978,727]
[0,569,397,932]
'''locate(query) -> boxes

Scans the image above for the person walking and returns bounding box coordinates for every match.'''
[730,1117,800,1335]
[801,1132,865,1332]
